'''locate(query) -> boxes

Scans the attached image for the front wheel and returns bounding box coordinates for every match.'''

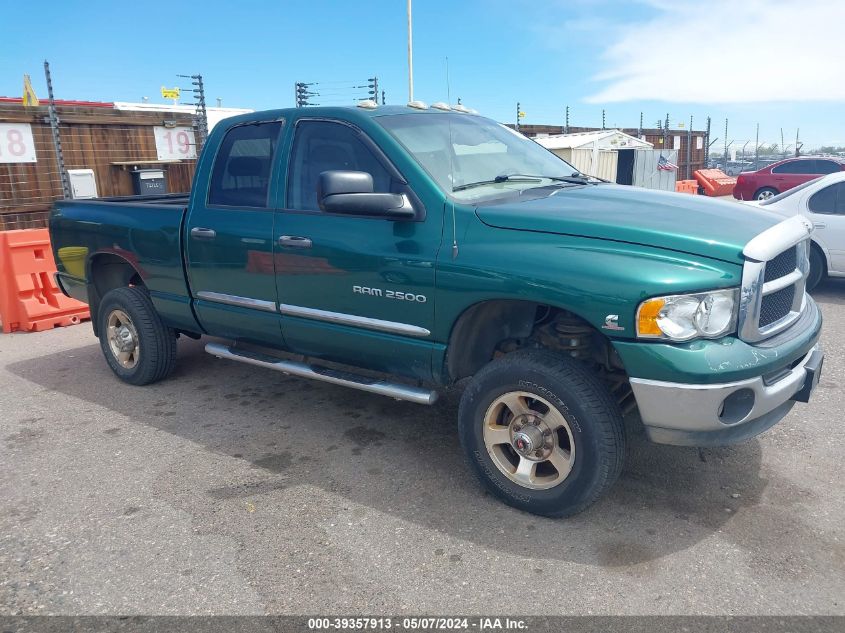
[98,286,177,385]
[458,350,625,517]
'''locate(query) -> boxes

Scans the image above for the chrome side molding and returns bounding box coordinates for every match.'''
[194,294,431,338]
[205,342,438,405]
[196,291,277,313]
[278,303,431,338]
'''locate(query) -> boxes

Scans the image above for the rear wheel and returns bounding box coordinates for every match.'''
[754,187,778,201]
[98,286,177,385]
[458,350,625,517]
[807,245,826,291]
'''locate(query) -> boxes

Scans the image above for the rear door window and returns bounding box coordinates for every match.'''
[815,160,841,175]
[208,121,283,208]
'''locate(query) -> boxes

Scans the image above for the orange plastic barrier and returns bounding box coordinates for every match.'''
[0,229,90,333]
[675,179,698,195]
[693,169,737,197]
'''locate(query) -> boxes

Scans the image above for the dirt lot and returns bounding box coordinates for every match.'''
[1,281,843,615]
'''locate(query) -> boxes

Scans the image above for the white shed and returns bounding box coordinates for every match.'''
[535,130,677,191]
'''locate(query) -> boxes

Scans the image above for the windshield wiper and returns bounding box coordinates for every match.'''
[452,173,598,192]
[453,175,541,192]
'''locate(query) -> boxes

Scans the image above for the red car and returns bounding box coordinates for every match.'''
[733,156,845,201]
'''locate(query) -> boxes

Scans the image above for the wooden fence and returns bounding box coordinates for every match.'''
[0,100,197,230]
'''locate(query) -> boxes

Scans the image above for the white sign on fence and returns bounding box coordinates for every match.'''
[0,123,37,163]
[153,126,197,161]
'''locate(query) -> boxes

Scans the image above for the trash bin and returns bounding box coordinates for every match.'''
[131,169,167,196]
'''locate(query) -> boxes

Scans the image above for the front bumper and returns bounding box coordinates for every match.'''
[630,344,823,446]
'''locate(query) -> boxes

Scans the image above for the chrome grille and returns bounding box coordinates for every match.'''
[763,246,797,283]
[737,216,814,343]
[759,285,796,327]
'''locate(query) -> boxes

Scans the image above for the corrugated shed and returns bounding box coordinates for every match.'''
[548,148,618,182]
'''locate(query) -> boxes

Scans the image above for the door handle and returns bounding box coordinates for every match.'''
[813,222,826,229]
[279,235,312,249]
[190,227,217,240]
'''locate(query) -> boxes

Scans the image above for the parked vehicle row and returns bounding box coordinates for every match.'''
[733,156,845,201]
[744,171,845,289]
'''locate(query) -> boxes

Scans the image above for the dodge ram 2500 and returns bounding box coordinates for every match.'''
[50,104,823,517]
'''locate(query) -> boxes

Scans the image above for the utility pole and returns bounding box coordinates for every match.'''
[44,60,70,199]
[516,102,521,131]
[781,128,785,159]
[367,76,379,102]
[755,123,760,169]
[295,82,318,107]
[663,112,670,149]
[724,118,729,171]
[795,128,800,156]
[382,90,386,105]
[407,0,414,102]
[704,116,711,167]
[601,109,606,130]
[565,105,569,134]
[638,112,643,138]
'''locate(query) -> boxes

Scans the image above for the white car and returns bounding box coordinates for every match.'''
[745,171,845,289]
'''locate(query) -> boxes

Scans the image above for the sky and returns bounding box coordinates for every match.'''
[1,0,843,150]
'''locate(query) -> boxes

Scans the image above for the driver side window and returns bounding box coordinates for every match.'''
[287,120,392,211]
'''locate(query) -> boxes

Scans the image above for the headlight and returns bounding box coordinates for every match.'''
[636,289,738,341]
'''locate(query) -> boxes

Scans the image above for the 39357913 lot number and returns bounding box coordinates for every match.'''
[308,617,472,630]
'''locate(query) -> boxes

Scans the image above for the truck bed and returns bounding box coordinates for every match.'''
[49,195,199,334]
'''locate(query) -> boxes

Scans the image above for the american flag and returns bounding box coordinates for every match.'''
[657,154,679,171]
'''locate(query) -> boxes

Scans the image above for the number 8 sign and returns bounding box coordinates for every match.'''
[153,126,198,161]
[0,123,37,163]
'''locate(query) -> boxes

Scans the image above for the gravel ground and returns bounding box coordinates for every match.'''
[1,280,843,616]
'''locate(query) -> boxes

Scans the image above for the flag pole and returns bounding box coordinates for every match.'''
[407,0,414,103]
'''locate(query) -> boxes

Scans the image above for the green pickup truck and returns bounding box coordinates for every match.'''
[50,104,823,517]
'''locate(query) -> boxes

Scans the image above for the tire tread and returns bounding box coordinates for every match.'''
[98,286,177,386]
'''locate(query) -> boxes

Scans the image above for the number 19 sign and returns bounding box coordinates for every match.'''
[153,126,198,161]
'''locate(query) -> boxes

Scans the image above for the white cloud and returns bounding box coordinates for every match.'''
[586,0,845,103]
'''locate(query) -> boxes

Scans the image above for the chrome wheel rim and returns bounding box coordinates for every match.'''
[482,391,575,490]
[107,309,140,369]
[758,190,775,200]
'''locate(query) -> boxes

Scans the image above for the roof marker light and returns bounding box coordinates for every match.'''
[357,99,378,109]
[451,104,470,113]
[431,102,451,111]
[407,100,429,110]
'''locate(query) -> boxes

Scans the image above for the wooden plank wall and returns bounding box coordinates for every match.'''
[0,103,198,230]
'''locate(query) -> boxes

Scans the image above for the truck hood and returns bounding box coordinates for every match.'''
[475,184,779,264]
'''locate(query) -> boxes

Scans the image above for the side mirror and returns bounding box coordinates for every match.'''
[317,170,414,219]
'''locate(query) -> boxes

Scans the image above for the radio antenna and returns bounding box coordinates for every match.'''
[446,56,458,259]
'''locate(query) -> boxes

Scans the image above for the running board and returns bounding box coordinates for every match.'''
[205,342,438,405]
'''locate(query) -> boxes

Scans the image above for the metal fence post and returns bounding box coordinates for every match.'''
[686,115,692,180]
[43,60,70,199]
[181,73,208,150]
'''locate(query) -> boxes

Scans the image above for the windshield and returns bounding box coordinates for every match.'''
[758,176,822,205]
[376,113,584,201]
